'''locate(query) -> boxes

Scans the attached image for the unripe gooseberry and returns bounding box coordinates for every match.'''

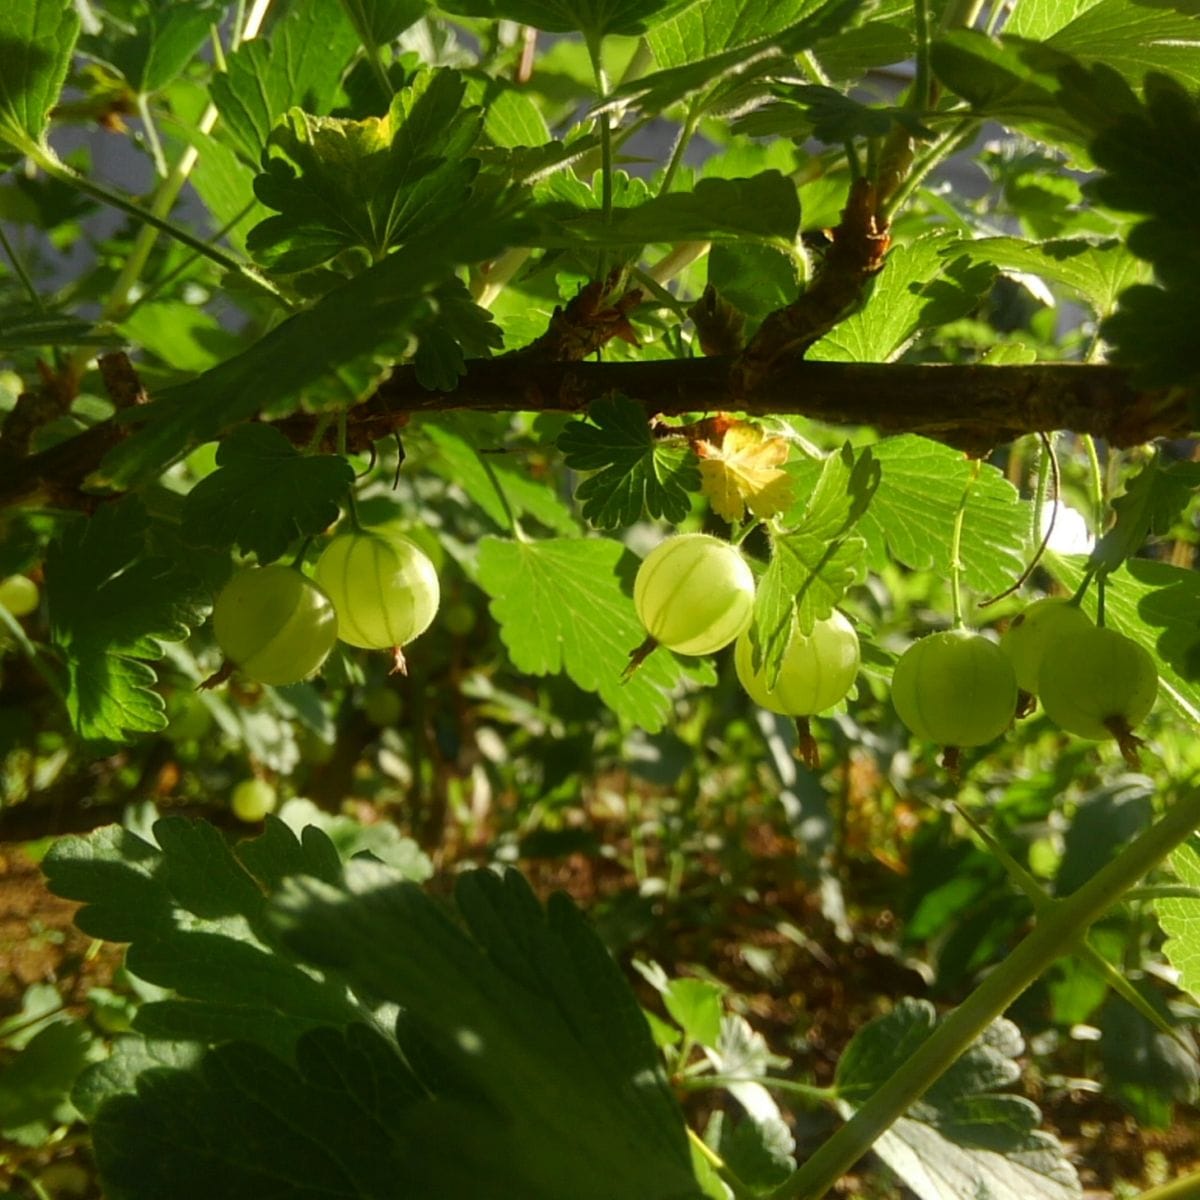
[1000,598,1092,694]
[633,533,754,656]
[1038,625,1157,743]
[231,777,277,822]
[0,574,39,617]
[892,629,1017,747]
[212,565,338,686]
[315,529,440,653]
[735,611,860,715]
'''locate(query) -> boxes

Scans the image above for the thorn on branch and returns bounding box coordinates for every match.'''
[509,268,643,363]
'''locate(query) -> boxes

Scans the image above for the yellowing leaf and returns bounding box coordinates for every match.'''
[697,422,794,521]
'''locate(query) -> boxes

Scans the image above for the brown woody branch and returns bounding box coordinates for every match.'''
[0,358,1192,509]
[372,358,1191,453]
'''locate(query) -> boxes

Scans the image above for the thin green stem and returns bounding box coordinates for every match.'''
[678,1074,836,1105]
[0,606,67,704]
[658,105,698,198]
[912,0,932,111]
[135,92,169,178]
[1126,884,1200,902]
[687,1127,757,1200]
[940,0,987,29]
[340,0,393,101]
[1081,433,1105,539]
[0,223,43,310]
[732,519,764,548]
[337,411,364,531]
[881,117,979,219]
[797,50,832,87]
[1032,433,1051,545]
[770,779,1200,1200]
[948,460,979,628]
[26,145,277,308]
[953,801,1187,1047]
[587,37,613,226]
[645,240,710,287]
[85,0,277,329]
[477,451,524,541]
[1134,1167,1200,1200]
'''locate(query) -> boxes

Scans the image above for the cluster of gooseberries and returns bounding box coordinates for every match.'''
[892,597,1158,770]
[631,534,1158,771]
[210,526,440,689]
[631,533,860,766]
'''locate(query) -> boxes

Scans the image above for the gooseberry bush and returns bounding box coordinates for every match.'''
[3,0,1200,1198]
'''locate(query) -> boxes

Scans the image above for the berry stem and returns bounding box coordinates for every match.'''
[793,717,820,770]
[947,460,979,629]
[622,634,659,680]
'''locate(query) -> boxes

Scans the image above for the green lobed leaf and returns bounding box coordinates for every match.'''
[339,0,429,49]
[477,535,709,731]
[99,1,215,95]
[856,435,1030,597]
[248,68,483,271]
[0,304,119,349]
[604,0,862,116]
[835,998,1080,1200]
[1085,73,1200,389]
[88,1025,420,1200]
[435,0,696,38]
[45,498,208,744]
[1008,0,1200,91]
[766,82,933,144]
[1087,452,1200,578]
[955,235,1148,320]
[662,978,724,1048]
[412,278,504,392]
[421,418,579,535]
[268,861,703,1198]
[532,171,802,250]
[1158,839,1200,1006]
[180,424,354,563]
[557,395,699,529]
[0,0,81,152]
[930,30,1097,149]
[1044,552,1200,725]
[210,0,362,164]
[72,1038,204,1123]
[95,204,522,489]
[810,0,916,81]
[751,444,879,686]
[0,1020,93,1145]
[1098,988,1199,1129]
[646,0,846,66]
[808,233,995,363]
[41,816,367,1060]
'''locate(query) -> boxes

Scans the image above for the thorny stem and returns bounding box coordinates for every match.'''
[658,104,698,197]
[771,778,1200,1200]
